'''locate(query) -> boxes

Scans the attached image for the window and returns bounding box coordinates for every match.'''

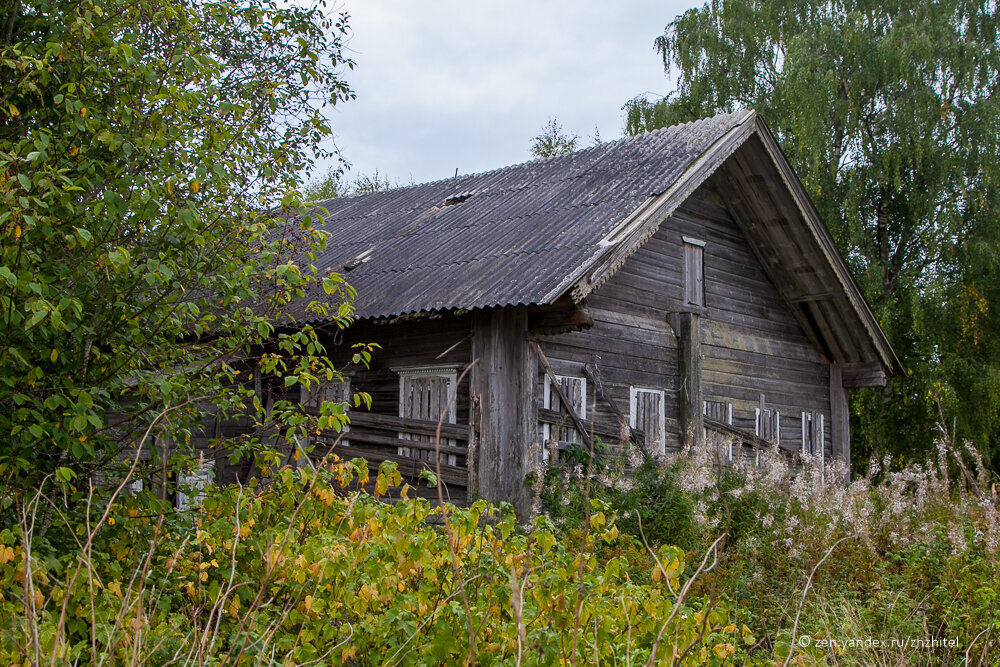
[176,453,214,510]
[397,366,459,466]
[755,409,781,444]
[683,237,705,307]
[801,411,825,459]
[704,400,733,460]
[301,377,352,451]
[542,374,587,460]
[630,387,666,456]
[755,408,780,466]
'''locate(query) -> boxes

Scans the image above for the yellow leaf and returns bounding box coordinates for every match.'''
[107,580,122,598]
[14,225,21,239]
[0,546,15,565]
[80,108,87,117]
[191,179,200,193]
[50,349,58,362]
[69,146,79,156]
[166,180,173,194]
[712,643,735,659]
[8,104,19,117]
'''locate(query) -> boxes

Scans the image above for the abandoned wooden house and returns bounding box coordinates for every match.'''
[164,110,901,513]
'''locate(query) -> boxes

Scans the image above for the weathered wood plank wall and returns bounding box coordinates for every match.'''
[536,181,836,458]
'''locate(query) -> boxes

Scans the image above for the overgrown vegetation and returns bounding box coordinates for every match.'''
[0,0,359,497]
[541,432,1000,665]
[0,455,752,665]
[2,429,996,664]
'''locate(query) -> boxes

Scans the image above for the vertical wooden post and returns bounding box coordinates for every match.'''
[829,363,850,483]
[470,307,535,516]
[676,312,703,449]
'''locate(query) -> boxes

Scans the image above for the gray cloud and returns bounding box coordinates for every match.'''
[319,0,694,185]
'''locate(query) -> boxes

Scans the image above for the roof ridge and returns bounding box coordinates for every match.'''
[314,110,755,206]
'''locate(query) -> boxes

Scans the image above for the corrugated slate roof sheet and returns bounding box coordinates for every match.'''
[308,111,750,320]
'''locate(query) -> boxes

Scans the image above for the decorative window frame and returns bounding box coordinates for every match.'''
[395,365,461,465]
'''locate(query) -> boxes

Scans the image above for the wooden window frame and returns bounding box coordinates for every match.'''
[801,411,825,458]
[630,386,666,456]
[176,453,214,510]
[300,376,352,450]
[396,365,460,465]
[542,374,587,460]
[755,408,781,466]
[704,399,733,460]
[683,236,706,308]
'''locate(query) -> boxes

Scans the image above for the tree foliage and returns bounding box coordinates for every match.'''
[0,0,358,491]
[625,0,1000,470]
[530,117,580,158]
[302,166,398,203]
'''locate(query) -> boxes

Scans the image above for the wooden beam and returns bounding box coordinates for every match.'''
[788,292,842,303]
[528,304,594,335]
[841,361,888,388]
[471,308,535,515]
[583,363,651,461]
[672,311,703,448]
[530,340,594,453]
[829,363,850,483]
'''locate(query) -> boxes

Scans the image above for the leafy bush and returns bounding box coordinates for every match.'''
[0,456,752,665]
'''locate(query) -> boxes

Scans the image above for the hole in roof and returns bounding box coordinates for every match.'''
[441,192,473,207]
[342,247,374,272]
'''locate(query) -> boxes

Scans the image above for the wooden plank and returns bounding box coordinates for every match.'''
[704,415,775,452]
[472,308,534,515]
[672,311,703,448]
[537,408,625,442]
[346,448,467,487]
[841,361,888,387]
[531,340,594,451]
[302,408,469,441]
[342,429,468,456]
[583,363,651,460]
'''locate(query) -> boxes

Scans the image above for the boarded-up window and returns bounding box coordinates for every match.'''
[543,374,587,456]
[801,411,825,459]
[301,378,352,408]
[683,237,705,307]
[755,408,781,444]
[301,378,352,449]
[704,400,733,460]
[398,367,458,466]
[176,454,214,510]
[754,408,780,466]
[703,400,732,424]
[630,387,666,456]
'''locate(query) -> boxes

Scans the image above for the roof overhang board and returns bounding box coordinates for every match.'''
[747,118,902,374]
[564,112,900,376]
[566,110,757,303]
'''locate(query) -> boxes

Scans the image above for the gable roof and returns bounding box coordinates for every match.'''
[307,111,900,374]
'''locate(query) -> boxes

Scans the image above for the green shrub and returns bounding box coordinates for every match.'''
[0,456,751,665]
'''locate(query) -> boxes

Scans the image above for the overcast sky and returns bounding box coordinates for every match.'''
[319,0,700,187]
